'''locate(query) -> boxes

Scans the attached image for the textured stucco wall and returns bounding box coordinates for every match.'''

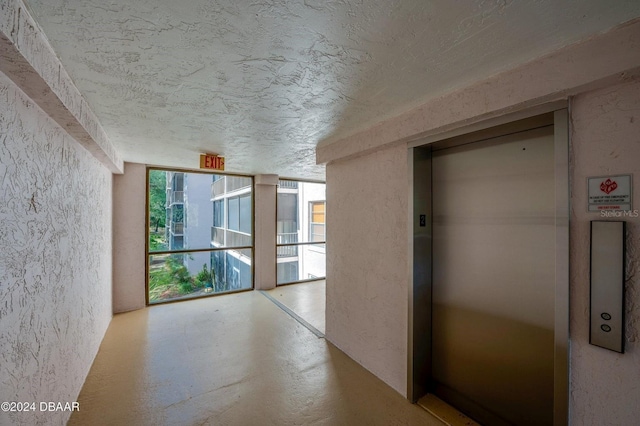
[0,0,123,173]
[113,162,147,313]
[0,72,113,425]
[569,79,640,425]
[326,143,409,395]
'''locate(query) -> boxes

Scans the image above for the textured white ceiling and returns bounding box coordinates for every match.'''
[22,0,640,179]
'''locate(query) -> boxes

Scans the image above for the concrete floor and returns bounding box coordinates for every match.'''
[70,283,443,425]
[265,280,326,335]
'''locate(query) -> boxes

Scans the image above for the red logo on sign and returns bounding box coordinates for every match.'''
[600,179,618,194]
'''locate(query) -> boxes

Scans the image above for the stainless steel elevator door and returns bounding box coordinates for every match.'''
[431,125,555,426]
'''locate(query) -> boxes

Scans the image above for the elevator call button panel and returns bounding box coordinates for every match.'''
[590,221,626,353]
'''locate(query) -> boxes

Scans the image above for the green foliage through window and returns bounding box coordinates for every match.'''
[149,170,166,232]
[148,256,217,302]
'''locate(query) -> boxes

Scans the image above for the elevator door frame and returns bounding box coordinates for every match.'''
[408,108,569,425]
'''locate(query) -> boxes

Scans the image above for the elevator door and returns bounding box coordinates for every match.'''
[431,125,555,425]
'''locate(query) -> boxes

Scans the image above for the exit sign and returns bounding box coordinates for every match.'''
[200,154,225,171]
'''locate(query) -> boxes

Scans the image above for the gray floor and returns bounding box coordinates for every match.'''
[70,283,443,425]
[265,280,326,335]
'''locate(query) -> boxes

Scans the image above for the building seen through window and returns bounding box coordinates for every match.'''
[277,180,326,285]
[148,170,253,303]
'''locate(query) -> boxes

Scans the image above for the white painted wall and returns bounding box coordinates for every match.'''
[568,80,640,425]
[326,144,409,395]
[113,162,147,313]
[0,72,113,425]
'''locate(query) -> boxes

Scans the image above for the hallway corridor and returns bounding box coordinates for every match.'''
[69,285,442,425]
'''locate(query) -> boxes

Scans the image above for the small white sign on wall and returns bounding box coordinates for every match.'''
[588,174,632,212]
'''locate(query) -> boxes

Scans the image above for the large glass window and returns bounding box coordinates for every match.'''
[276,180,326,285]
[147,169,253,304]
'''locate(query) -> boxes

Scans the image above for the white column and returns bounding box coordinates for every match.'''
[113,162,147,312]
[254,174,278,290]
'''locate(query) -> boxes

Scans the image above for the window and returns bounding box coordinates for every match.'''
[310,201,325,243]
[277,193,298,237]
[147,169,253,304]
[213,200,224,227]
[277,262,299,284]
[227,194,252,234]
